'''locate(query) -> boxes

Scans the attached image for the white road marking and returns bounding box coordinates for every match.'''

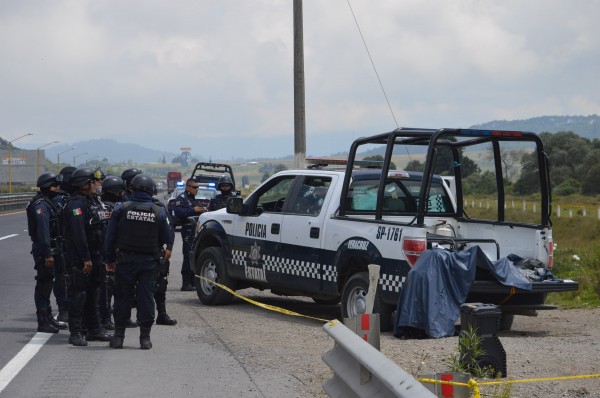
[0,333,52,392]
[0,234,18,241]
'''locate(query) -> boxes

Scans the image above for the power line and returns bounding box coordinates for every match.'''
[346,0,399,129]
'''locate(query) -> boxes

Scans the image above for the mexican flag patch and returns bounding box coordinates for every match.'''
[36,209,43,215]
[72,208,83,216]
[176,201,181,206]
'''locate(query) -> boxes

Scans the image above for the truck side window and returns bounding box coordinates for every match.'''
[289,177,332,215]
[256,177,295,213]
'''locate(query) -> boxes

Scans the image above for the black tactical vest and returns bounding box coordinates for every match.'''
[115,201,162,254]
[26,193,61,242]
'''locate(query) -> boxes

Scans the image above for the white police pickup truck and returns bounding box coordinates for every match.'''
[189,128,578,331]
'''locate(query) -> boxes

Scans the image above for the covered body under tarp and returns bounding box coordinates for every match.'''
[393,246,533,338]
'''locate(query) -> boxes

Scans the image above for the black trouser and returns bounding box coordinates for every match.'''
[53,255,68,310]
[113,253,158,328]
[180,227,193,278]
[67,254,104,334]
[33,255,55,311]
[154,258,170,305]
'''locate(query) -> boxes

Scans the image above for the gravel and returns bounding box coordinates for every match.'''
[169,281,600,398]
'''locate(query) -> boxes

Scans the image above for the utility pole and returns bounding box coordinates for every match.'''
[293,0,306,169]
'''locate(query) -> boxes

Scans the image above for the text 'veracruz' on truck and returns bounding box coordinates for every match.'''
[189,128,578,332]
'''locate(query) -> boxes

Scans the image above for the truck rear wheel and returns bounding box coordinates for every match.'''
[195,247,236,305]
[341,272,394,332]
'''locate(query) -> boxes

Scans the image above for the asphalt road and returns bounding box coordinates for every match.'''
[0,210,314,398]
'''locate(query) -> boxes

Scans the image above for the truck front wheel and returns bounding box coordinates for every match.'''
[341,272,394,332]
[195,247,236,305]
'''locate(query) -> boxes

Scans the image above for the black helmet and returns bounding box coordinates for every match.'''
[59,166,77,185]
[130,174,157,195]
[37,173,64,189]
[70,167,101,188]
[102,175,126,195]
[217,175,234,190]
[121,168,143,188]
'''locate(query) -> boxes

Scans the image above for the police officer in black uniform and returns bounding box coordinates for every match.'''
[150,195,177,326]
[208,175,237,211]
[121,168,142,201]
[98,175,126,331]
[173,178,206,291]
[50,165,79,324]
[63,167,113,346]
[104,174,174,349]
[26,173,68,333]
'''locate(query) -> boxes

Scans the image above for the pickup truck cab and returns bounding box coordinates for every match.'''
[190,128,578,331]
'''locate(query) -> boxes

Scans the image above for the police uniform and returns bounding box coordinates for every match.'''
[104,189,173,349]
[98,192,119,330]
[173,190,202,290]
[27,190,67,333]
[208,191,237,211]
[152,198,177,325]
[63,193,112,345]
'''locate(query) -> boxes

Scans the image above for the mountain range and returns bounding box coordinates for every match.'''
[5,115,600,163]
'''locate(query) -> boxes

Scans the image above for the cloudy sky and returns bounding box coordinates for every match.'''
[1,1,599,160]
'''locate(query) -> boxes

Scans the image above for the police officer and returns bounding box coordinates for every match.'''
[173,178,206,291]
[104,174,174,349]
[208,175,237,211]
[121,168,142,201]
[150,196,177,326]
[26,173,68,333]
[51,165,79,324]
[98,175,126,331]
[63,167,113,346]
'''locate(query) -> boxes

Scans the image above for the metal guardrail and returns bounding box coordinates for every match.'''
[322,320,436,398]
[0,192,35,213]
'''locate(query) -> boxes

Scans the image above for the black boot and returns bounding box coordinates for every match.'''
[156,302,177,326]
[86,327,113,342]
[139,326,152,350]
[109,327,126,349]
[57,307,69,323]
[125,318,138,328]
[102,318,115,331]
[47,309,67,330]
[68,332,88,346]
[180,274,194,291]
[36,309,59,334]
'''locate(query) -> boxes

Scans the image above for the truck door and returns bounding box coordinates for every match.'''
[229,175,297,284]
[278,176,333,292]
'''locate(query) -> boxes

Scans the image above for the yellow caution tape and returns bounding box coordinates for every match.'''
[419,373,600,397]
[478,373,600,385]
[194,274,332,323]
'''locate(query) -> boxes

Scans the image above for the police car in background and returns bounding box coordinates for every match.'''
[189,128,578,332]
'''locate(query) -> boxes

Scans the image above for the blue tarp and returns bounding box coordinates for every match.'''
[393,246,532,339]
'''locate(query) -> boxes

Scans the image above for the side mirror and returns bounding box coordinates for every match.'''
[226,197,244,215]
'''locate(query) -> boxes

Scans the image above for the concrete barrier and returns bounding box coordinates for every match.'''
[322,320,436,398]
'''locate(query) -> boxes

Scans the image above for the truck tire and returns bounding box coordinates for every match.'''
[341,272,394,332]
[195,247,236,305]
[312,297,341,305]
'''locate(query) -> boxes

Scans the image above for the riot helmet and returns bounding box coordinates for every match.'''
[36,173,64,189]
[102,175,126,196]
[130,174,157,195]
[59,166,77,185]
[70,167,102,188]
[217,175,234,191]
[121,168,143,188]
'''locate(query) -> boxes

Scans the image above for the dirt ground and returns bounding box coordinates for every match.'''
[168,280,600,398]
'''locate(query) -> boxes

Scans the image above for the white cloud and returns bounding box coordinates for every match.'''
[1,0,600,156]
